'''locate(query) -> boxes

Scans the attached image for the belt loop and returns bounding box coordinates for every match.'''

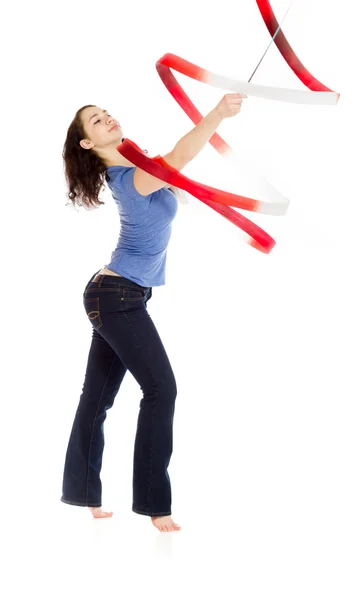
[88,271,99,286]
[93,273,106,287]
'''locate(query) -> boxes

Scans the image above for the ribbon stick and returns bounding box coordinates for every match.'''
[256,0,340,97]
[117,4,339,253]
[248,0,295,82]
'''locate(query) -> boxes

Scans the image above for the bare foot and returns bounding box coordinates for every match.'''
[88,506,113,519]
[151,515,181,532]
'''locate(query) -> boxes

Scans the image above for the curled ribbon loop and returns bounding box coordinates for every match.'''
[118,138,276,253]
[117,3,339,254]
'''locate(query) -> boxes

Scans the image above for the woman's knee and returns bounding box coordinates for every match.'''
[158,370,177,402]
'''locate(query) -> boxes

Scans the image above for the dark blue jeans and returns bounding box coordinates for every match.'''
[60,271,177,517]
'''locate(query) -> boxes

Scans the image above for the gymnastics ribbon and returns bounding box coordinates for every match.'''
[119,138,276,253]
[117,1,339,253]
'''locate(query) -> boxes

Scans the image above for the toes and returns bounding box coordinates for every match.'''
[152,518,180,532]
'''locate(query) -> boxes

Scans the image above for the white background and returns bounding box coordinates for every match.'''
[2,0,362,598]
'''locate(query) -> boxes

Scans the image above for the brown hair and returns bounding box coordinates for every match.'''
[63,105,185,211]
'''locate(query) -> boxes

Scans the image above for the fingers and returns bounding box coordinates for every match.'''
[218,92,248,118]
[225,93,248,110]
[228,93,248,99]
[229,94,246,117]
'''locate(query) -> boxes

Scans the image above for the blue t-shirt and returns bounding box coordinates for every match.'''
[104,166,178,287]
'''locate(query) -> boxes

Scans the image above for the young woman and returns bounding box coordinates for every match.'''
[60,92,244,532]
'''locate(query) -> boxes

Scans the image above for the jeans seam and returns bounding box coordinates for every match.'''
[123,309,159,515]
[132,507,171,517]
[61,498,101,508]
[85,352,118,505]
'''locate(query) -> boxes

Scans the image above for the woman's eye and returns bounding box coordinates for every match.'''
[95,115,111,124]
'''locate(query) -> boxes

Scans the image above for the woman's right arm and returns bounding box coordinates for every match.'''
[133,93,245,196]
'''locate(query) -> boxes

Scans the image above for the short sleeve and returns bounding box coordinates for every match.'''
[114,167,152,202]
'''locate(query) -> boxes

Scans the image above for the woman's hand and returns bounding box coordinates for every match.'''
[215,93,247,119]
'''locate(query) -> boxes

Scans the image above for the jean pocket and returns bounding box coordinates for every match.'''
[120,287,145,301]
[83,296,103,330]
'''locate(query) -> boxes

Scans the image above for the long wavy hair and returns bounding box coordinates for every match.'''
[63,104,186,210]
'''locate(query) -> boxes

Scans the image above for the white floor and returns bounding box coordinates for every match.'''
[3,471,362,600]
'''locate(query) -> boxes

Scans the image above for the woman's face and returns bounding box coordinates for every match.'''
[80,106,123,151]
